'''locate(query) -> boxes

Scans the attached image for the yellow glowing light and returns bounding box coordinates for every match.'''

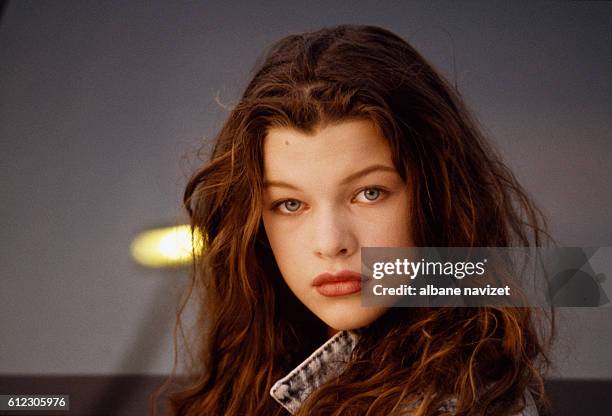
[130,225,204,268]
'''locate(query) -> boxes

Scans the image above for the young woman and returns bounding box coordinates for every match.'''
[157,24,554,415]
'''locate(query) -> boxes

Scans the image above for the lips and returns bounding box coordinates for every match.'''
[312,270,365,297]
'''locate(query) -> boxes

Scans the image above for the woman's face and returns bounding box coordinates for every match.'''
[262,119,413,332]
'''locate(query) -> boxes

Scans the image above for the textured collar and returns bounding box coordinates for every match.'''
[269,330,358,415]
[269,330,537,416]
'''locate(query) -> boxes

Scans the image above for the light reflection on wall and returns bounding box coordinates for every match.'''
[130,225,203,268]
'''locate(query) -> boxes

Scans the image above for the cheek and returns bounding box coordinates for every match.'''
[359,220,411,247]
[359,193,412,246]
[262,214,303,274]
[262,214,288,248]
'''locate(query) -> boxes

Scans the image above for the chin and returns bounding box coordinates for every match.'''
[317,305,388,332]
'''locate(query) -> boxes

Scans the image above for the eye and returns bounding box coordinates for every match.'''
[273,199,303,215]
[354,187,387,203]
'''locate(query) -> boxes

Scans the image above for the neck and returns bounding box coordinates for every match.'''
[327,326,339,338]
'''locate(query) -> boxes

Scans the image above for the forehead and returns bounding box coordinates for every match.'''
[263,119,393,179]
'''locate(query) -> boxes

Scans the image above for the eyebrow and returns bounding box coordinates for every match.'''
[263,164,397,190]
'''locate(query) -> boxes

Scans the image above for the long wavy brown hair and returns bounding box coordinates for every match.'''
[152,25,555,416]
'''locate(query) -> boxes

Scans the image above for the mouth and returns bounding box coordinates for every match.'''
[311,270,365,297]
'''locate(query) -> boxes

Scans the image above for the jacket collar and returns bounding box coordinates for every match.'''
[269,330,358,415]
[269,330,538,416]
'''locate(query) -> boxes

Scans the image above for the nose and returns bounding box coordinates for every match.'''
[312,206,358,259]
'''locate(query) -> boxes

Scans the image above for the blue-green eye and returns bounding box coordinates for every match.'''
[275,199,302,214]
[356,187,386,202]
[271,187,386,215]
[364,188,380,200]
[283,200,301,211]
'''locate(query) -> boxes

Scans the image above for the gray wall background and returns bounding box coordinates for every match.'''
[1,1,610,378]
